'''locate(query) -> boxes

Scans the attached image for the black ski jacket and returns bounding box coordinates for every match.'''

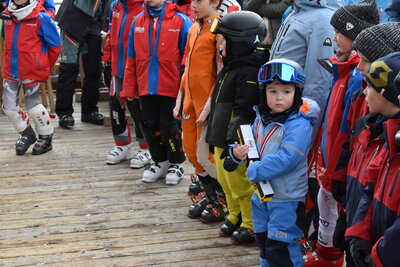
[206,48,269,148]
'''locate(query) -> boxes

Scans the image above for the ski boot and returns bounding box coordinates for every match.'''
[298,238,317,255]
[303,243,344,267]
[200,182,228,224]
[32,135,53,155]
[15,125,37,155]
[219,216,242,237]
[188,174,203,196]
[231,227,255,245]
[188,174,209,218]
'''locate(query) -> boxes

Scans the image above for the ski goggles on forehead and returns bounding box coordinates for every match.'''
[258,62,306,84]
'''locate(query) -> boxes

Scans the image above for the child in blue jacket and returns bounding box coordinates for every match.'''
[232,59,320,266]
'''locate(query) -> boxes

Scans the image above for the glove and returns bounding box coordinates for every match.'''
[350,238,374,267]
[220,146,240,172]
[103,62,112,88]
[332,179,346,205]
[247,161,262,182]
[223,154,240,172]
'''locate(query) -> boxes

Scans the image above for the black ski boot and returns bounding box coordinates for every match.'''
[200,181,228,224]
[188,174,203,196]
[15,125,37,155]
[219,215,242,237]
[231,227,255,245]
[188,192,209,218]
[188,174,209,218]
[32,135,52,155]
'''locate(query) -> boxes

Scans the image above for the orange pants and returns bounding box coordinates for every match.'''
[181,96,216,177]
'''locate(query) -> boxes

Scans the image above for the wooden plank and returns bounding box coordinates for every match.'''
[0,101,261,266]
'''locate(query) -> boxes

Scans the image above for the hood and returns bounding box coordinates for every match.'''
[225,48,269,70]
[294,0,343,12]
[296,97,321,125]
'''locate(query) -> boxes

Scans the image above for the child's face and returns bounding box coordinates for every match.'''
[333,29,353,54]
[363,83,387,114]
[357,51,372,76]
[13,0,29,5]
[266,82,295,113]
[192,0,219,19]
[145,0,164,8]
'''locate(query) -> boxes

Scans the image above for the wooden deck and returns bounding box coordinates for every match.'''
[0,101,259,266]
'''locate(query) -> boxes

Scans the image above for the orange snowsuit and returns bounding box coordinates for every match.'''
[181,14,221,177]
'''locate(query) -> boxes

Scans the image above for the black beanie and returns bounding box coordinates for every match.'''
[330,0,379,41]
[365,52,400,107]
[353,22,400,62]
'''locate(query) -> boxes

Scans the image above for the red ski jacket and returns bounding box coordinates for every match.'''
[2,3,61,82]
[370,118,400,267]
[345,114,386,230]
[102,0,144,78]
[120,1,192,98]
[345,117,400,267]
[318,54,363,191]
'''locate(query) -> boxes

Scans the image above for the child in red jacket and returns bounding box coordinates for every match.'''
[120,0,191,185]
[102,0,151,167]
[346,52,400,267]
[1,0,61,155]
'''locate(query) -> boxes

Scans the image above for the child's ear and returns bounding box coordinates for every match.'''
[213,0,221,9]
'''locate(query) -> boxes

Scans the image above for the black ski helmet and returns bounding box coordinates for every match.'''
[258,58,305,112]
[211,11,266,57]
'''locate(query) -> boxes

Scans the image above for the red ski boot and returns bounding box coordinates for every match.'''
[303,243,344,267]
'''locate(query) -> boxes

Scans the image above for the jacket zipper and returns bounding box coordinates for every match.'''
[380,159,390,200]
[214,72,228,103]
[275,23,290,54]
[363,145,380,175]
[353,144,363,168]
[356,153,366,179]
[389,169,400,197]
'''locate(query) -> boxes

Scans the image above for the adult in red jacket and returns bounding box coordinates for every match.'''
[120,0,192,185]
[1,0,61,155]
[102,0,152,167]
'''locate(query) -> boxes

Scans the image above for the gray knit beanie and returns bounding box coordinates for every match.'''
[353,22,400,62]
[330,0,380,41]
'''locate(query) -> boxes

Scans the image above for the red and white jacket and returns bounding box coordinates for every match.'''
[2,2,61,82]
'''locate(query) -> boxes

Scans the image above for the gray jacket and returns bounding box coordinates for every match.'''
[270,0,343,112]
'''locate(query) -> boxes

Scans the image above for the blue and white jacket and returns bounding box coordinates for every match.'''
[270,0,343,111]
[247,98,320,202]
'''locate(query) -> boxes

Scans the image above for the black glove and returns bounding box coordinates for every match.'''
[332,179,346,205]
[333,209,346,251]
[103,63,112,88]
[220,146,239,172]
[350,238,374,267]
[223,154,240,172]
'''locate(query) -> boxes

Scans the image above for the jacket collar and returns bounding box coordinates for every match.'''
[196,13,218,28]
[384,116,400,158]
